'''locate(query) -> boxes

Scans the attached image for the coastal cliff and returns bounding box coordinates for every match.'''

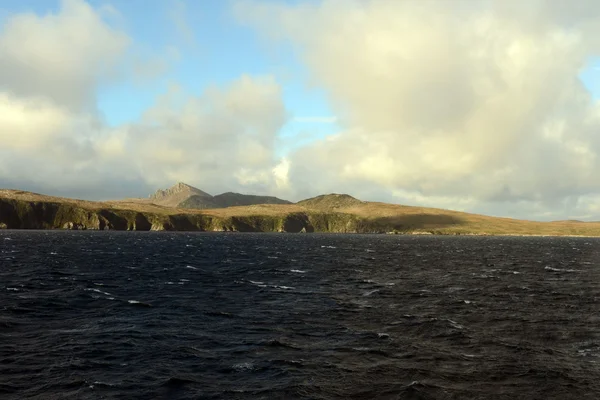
[2,190,600,236]
[0,196,341,232]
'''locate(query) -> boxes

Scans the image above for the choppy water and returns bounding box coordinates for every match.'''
[2,231,600,399]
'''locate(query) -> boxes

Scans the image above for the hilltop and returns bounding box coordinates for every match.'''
[2,188,600,236]
[297,193,364,210]
[144,182,291,210]
[149,182,215,208]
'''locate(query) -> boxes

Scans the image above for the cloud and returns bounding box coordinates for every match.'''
[0,0,140,197]
[124,75,288,194]
[6,0,600,220]
[236,0,600,219]
[0,0,129,111]
[0,0,289,200]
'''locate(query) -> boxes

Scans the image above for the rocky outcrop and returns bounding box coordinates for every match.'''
[63,222,86,230]
[149,182,214,208]
[150,182,212,201]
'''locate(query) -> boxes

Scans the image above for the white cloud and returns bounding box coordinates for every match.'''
[0,0,129,110]
[0,0,289,200]
[236,0,600,219]
[272,157,291,190]
[125,75,288,194]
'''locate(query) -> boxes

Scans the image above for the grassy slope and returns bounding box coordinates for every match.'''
[339,201,600,236]
[1,189,600,235]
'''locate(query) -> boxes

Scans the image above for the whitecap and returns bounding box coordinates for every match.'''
[578,347,600,356]
[377,332,390,338]
[185,265,198,270]
[6,287,19,291]
[50,252,58,255]
[128,300,141,304]
[272,285,295,290]
[321,245,337,249]
[165,281,175,285]
[179,279,190,282]
[290,269,306,274]
[447,319,464,329]
[85,288,112,296]
[363,289,380,296]
[545,266,578,272]
[366,249,376,253]
[233,362,255,371]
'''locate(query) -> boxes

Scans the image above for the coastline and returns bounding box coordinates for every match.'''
[3,189,600,237]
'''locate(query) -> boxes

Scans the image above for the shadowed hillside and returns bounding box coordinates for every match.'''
[297,194,364,210]
[213,192,292,208]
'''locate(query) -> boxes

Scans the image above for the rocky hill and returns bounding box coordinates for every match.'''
[2,188,600,236]
[297,193,364,210]
[148,182,215,208]
[146,182,290,210]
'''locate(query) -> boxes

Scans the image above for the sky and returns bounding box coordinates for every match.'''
[2,0,600,221]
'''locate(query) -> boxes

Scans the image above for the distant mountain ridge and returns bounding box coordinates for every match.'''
[148,182,292,210]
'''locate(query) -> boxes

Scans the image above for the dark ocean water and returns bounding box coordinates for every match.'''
[2,232,600,399]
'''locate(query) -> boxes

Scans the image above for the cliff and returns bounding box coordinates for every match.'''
[2,190,600,236]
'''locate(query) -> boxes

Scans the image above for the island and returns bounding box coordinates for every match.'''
[1,182,599,236]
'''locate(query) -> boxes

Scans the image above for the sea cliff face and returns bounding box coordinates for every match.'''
[4,191,600,236]
[0,198,364,233]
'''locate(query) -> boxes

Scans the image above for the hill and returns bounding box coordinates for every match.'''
[297,193,364,210]
[145,182,291,209]
[213,192,292,208]
[2,188,600,236]
[149,182,212,207]
[177,195,221,210]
